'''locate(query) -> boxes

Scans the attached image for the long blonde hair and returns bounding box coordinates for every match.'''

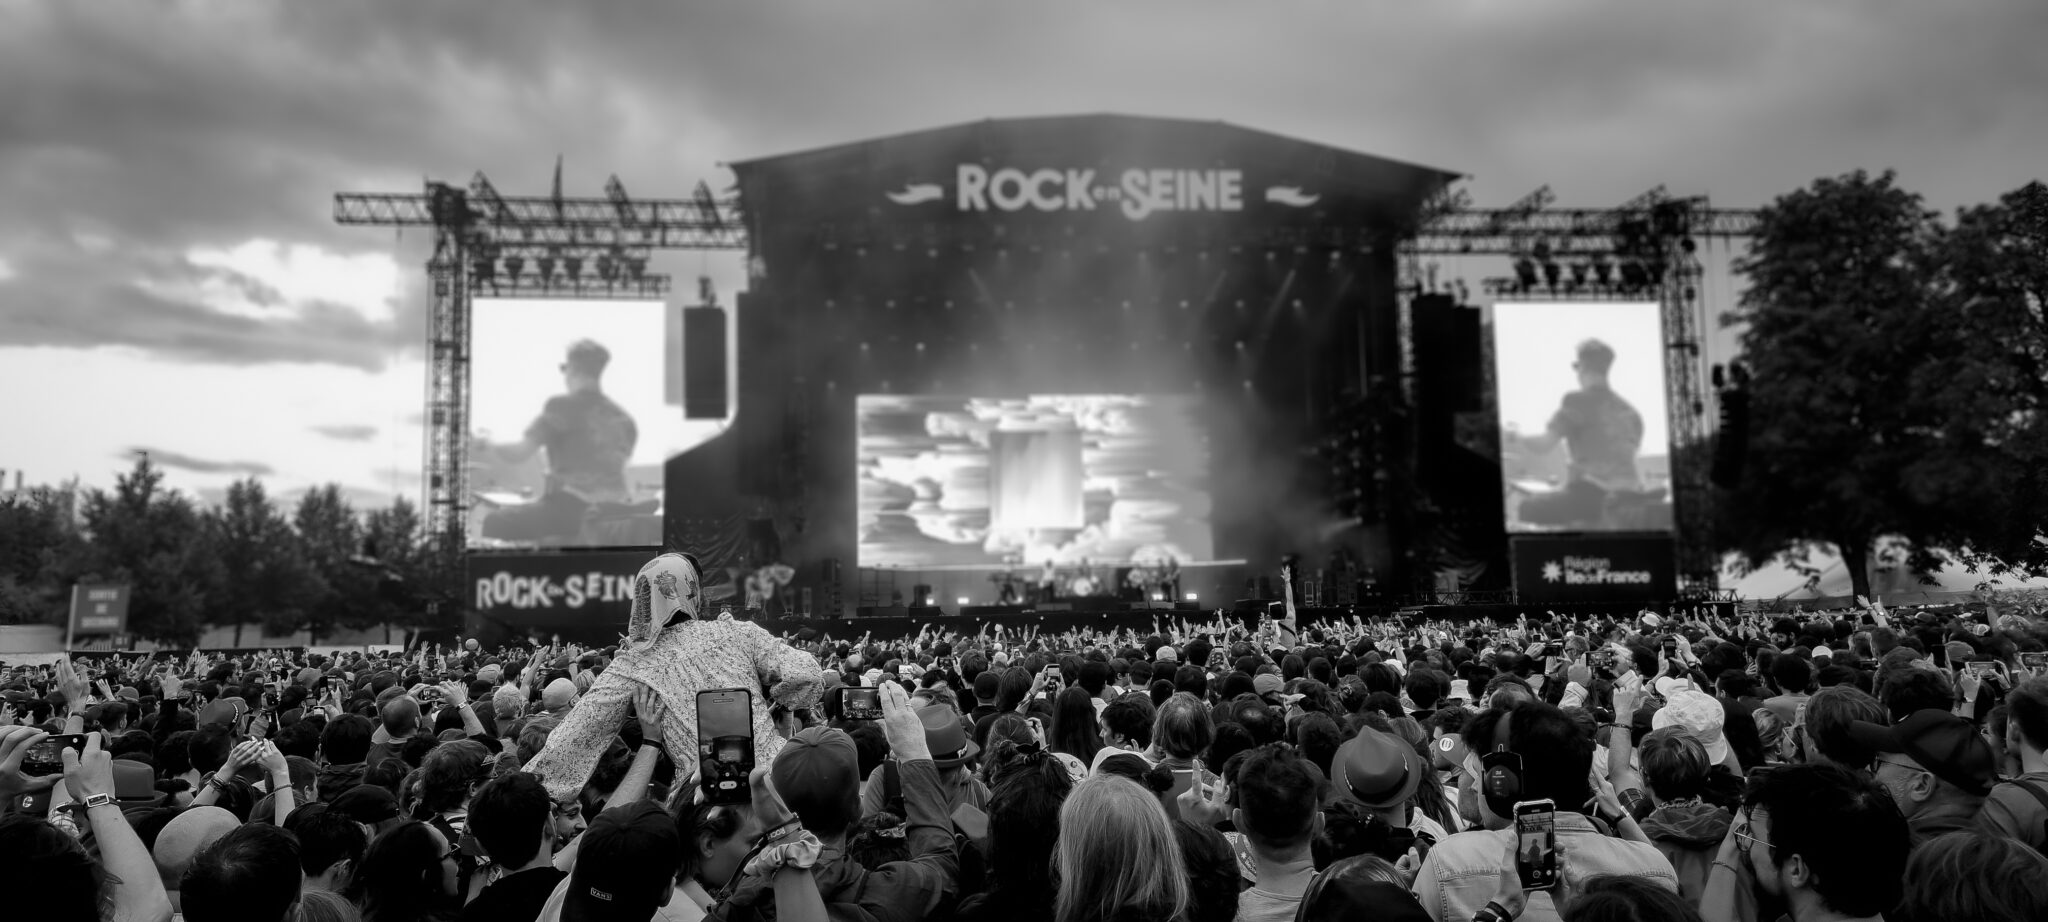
[1054,774,1189,922]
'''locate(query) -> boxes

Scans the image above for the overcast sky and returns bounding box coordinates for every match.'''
[2,0,2043,510]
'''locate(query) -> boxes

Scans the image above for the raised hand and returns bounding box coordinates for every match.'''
[631,684,666,744]
[0,726,59,795]
[1178,774,1231,828]
[60,732,115,803]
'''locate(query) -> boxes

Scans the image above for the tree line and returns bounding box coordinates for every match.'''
[0,458,454,647]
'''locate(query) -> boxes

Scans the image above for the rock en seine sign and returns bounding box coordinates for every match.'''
[887,164,1321,222]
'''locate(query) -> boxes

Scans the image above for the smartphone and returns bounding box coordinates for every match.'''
[1542,643,1563,657]
[23,734,90,778]
[1169,768,1199,804]
[1964,660,1999,678]
[2021,652,2048,671]
[841,687,882,721]
[696,688,756,806]
[1045,666,1061,683]
[1514,799,1560,891]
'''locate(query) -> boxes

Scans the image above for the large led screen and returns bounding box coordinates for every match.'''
[857,395,1214,568]
[466,299,691,549]
[1492,302,1673,533]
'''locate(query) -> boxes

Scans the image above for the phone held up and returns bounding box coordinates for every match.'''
[696,688,756,806]
[1514,799,1560,892]
[23,733,90,778]
[840,686,882,721]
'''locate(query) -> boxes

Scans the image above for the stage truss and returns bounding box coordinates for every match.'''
[336,175,1756,597]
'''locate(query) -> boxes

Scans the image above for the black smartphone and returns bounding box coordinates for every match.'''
[23,733,90,778]
[1964,660,1999,678]
[1543,643,1563,657]
[696,688,755,806]
[841,687,882,721]
[2021,652,2048,671]
[1514,799,1560,891]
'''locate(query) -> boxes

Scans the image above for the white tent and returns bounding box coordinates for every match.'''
[1721,540,2048,605]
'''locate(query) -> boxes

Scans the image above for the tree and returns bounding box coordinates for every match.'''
[0,485,87,625]
[1722,170,1966,598]
[1932,181,2048,577]
[206,477,313,645]
[293,485,363,644]
[73,458,222,646]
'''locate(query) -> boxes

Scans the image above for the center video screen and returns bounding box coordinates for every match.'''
[466,298,703,550]
[856,395,1215,568]
[1492,301,1673,534]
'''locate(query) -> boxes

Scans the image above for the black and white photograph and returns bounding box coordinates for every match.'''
[5,5,2048,922]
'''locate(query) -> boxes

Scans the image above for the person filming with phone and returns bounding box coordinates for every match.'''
[1409,702,1677,921]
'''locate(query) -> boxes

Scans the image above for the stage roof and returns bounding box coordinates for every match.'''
[729,114,1461,245]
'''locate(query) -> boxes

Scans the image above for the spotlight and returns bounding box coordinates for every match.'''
[1151,593,1164,602]
[1185,592,1198,601]
[957,597,970,606]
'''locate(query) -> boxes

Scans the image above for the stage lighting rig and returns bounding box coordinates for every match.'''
[336,168,745,547]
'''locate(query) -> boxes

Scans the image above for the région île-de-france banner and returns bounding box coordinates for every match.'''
[469,551,650,629]
[884,164,1322,222]
[1511,535,1677,604]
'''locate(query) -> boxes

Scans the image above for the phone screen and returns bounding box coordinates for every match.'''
[1965,661,1999,678]
[23,734,89,778]
[2021,653,2048,671]
[696,689,755,805]
[841,687,882,720]
[1514,800,1560,891]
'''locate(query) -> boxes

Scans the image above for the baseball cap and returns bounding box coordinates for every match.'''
[1846,708,1997,796]
[154,806,238,886]
[542,678,578,710]
[561,801,681,922]
[328,784,400,824]
[1155,646,1179,664]
[1651,690,1730,765]
[196,697,248,728]
[772,727,862,835]
[972,671,1002,701]
[1330,727,1423,810]
[1253,674,1284,697]
[1431,733,1472,773]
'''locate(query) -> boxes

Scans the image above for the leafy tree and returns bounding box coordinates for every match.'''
[0,485,87,625]
[1722,170,1963,598]
[206,477,314,645]
[1933,181,2048,577]
[293,485,363,644]
[73,458,221,646]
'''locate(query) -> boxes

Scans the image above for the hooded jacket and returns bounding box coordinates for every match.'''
[1639,800,1732,905]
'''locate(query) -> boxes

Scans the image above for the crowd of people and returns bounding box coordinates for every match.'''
[5,568,2048,922]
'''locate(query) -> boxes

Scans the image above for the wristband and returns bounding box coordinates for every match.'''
[761,819,804,845]
[743,830,822,876]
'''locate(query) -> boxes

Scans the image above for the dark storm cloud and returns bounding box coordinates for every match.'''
[311,424,379,442]
[128,448,275,478]
[2,0,2045,371]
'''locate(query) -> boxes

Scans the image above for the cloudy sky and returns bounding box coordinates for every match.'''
[2,0,2043,511]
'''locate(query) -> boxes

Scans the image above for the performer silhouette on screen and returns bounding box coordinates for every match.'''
[1510,338,1644,528]
[477,339,639,543]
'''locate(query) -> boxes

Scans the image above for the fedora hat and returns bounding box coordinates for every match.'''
[919,705,979,770]
[1331,727,1423,810]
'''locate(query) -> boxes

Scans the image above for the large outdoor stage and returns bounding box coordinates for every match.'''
[454,115,1720,645]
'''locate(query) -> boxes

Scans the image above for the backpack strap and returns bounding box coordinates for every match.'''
[2011,778,2048,814]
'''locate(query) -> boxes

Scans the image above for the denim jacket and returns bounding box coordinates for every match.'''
[1410,813,1679,922]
